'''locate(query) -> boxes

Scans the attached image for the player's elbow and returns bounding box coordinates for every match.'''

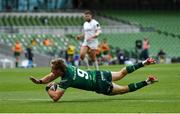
[97,30,102,35]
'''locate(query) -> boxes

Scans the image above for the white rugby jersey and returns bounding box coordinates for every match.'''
[83,19,101,42]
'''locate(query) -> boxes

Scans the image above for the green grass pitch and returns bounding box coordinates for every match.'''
[0,64,180,113]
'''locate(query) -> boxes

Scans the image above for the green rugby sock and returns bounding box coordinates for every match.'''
[128,81,147,92]
[126,63,144,73]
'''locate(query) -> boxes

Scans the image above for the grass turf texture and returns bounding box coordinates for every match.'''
[0,64,180,113]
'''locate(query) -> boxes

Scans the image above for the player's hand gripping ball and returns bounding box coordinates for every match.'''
[46,82,58,91]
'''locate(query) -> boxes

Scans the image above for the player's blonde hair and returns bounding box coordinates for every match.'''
[51,58,67,73]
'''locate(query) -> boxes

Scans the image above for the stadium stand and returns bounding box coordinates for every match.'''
[0,33,80,56]
[0,15,108,26]
[99,32,180,58]
[0,26,179,60]
[100,11,180,36]
[0,10,180,66]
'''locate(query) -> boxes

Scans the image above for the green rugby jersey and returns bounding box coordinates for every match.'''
[58,65,97,91]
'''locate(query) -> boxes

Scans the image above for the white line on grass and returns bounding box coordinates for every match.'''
[0,99,180,103]
[0,98,49,101]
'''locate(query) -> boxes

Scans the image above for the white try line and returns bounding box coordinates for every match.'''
[0,98,49,101]
[1,113,177,114]
[0,98,180,103]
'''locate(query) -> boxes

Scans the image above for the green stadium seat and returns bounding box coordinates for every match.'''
[99,32,180,57]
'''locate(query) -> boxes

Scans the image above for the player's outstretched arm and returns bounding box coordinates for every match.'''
[29,76,41,84]
[29,73,59,84]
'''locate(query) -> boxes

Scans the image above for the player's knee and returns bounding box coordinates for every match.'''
[91,57,96,62]
[80,54,85,60]
[116,86,129,94]
[114,71,127,80]
[122,89,129,93]
[119,88,128,94]
[119,68,128,76]
[112,85,129,95]
[90,54,96,62]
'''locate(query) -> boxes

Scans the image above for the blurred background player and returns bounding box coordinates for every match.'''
[76,10,102,70]
[142,38,150,60]
[135,39,143,62]
[12,41,23,67]
[74,51,80,67]
[157,49,166,63]
[24,45,34,68]
[100,38,110,65]
[43,38,53,46]
[66,43,75,65]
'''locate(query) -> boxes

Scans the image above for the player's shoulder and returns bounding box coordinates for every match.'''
[83,21,87,25]
[91,19,99,24]
[67,64,76,69]
[63,65,73,75]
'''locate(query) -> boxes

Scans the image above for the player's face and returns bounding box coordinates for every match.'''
[84,14,92,22]
[51,64,61,75]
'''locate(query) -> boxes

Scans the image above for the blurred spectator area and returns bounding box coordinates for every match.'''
[0,13,84,26]
[100,11,180,35]
[0,10,180,64]
[99,32,180,58]
[0,33,79,56]
[0,12,108,26]
[0,0,180,11]
[0,32,180,59]
[0,0,73,12]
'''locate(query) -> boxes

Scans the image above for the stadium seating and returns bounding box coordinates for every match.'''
[0,11,179,58]
[99,32,180,57]
[101,11,180,35]
[0,15,107,26]
[0,33,80,56]
[0,31,179,58]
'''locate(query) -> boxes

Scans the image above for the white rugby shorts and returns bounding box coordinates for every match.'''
[82,40,98,49]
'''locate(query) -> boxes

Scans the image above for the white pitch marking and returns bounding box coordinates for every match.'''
[0,98,49,101]
[0,99,180,103]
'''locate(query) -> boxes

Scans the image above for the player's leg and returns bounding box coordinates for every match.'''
[67,54,73,65]
[67,54,71,65]
[88,41,99,70]
[15,57,18,67]
[14,52,20,67]
[89,49,99,70]
[111,75,158,95]
[111,58,156,81]
[80,46,90,69]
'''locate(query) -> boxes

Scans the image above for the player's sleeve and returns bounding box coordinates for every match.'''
[94,20,102,33]
[82,22,86,33]
[58,79,71,91]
